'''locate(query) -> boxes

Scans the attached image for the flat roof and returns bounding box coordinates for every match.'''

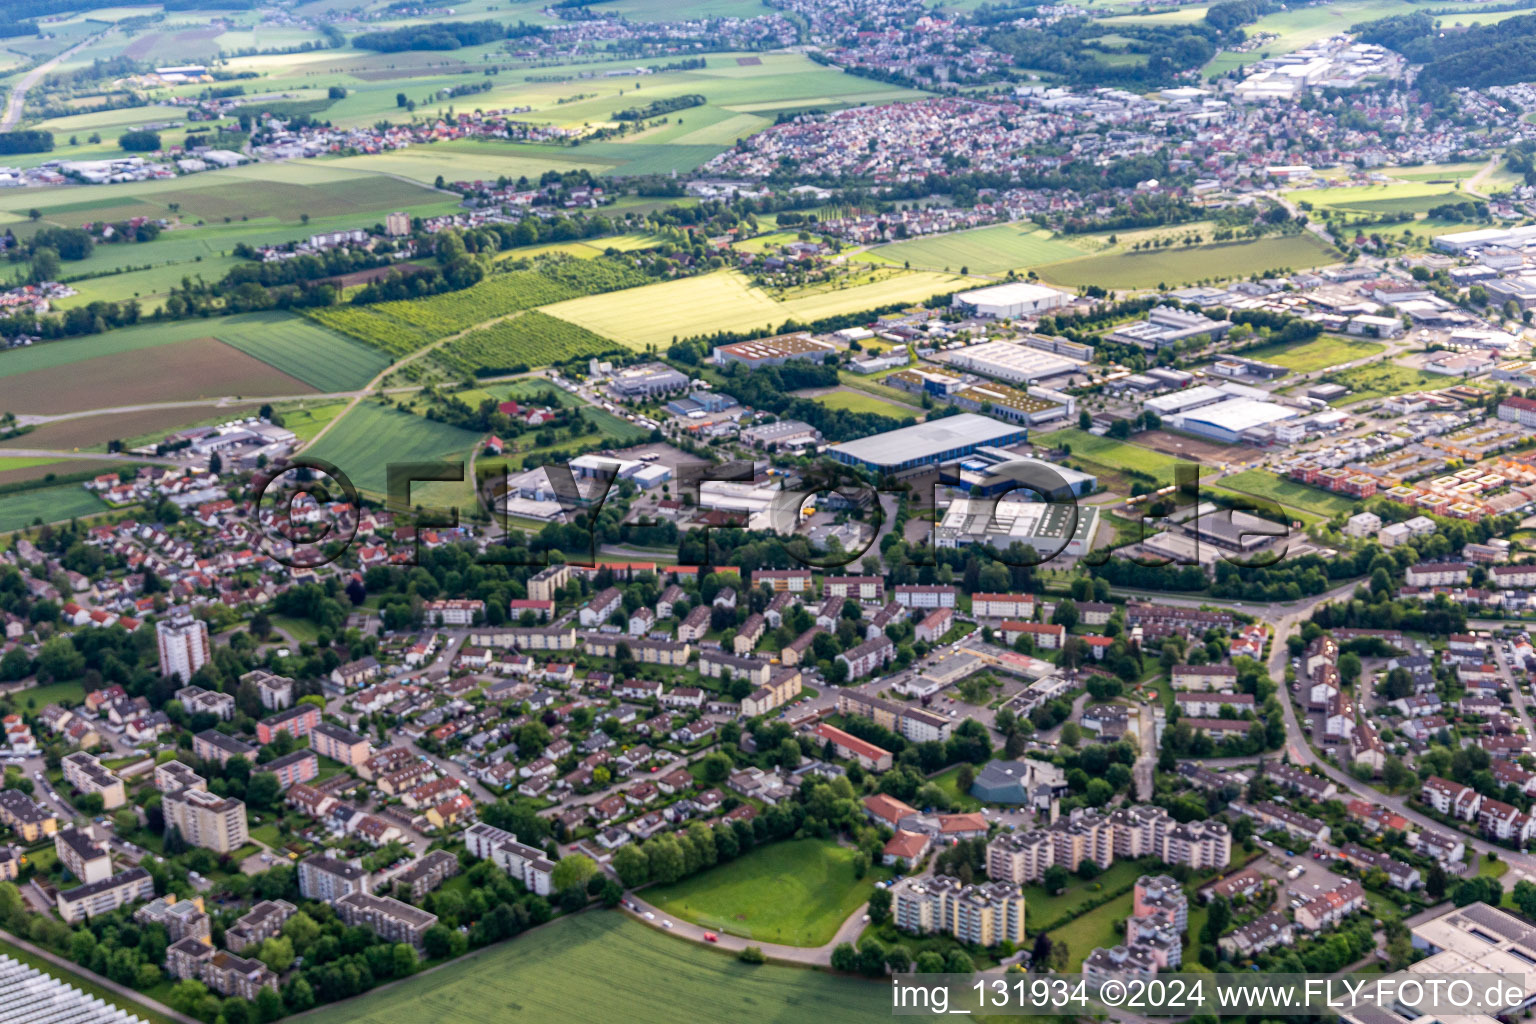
[954,282,1065,305]
[829,413,1022,468]
[1179,397,1298,433]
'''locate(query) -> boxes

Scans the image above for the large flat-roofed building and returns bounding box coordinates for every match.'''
[934,497,1099,559]
[952,281,1069,318]
[609,362,689,398]
[1108,305,1233,349]
[946,340,1084,384]
[829,413,1027,473]
[712,332,837,367]
[941,448,1095,498]
[1433,224,1536,254]
[1171,397,1299,444]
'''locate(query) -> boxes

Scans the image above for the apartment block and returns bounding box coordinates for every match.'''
[61,751,126,809]
[891,874,1025,947]
[56,867,154,923]
[164,788,249,854]
[298,854,371,903]
[335,891,438,952]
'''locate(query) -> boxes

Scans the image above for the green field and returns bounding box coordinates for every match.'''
[280,402,352,444]
[1046,889,1136,971]
[5,678,88,709]
[303,912,888,1024]
[1325,363,1446,403]
[1238,335,1384,373]
[437,311,620,375]
[203,313,392,392]
[645,839,882,946]
[1289,181,1463,216]
[301,400,485,497]
[1035,233,1338,290]
[869,222,1083,274]
[542,268,967,350]
[811,389,920,418]
[1218,469,1362,518]
[1024,858,1148,929]
[1033,429,1186,484]
[0,484,112,532]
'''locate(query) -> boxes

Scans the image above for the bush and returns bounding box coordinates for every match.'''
[739,946,765,964]
[119,130,160,152]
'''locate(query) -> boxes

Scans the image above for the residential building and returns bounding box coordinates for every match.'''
[61,752,125,809]
[312,721,371,765]
[56,867,154,923]
[157,609,210,684]
[164,788,249,853]
[336,891,438,953]
[891,874,1025,947]
[297,854,371,903]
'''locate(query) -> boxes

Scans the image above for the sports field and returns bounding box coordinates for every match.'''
[645,839,883,947]
[868,222,1082,274]
[1238,335,1384,373]
[1218,469,1362,518]
[541,268,967,350]
[301,400,484,497]
[1034,233,1337,290]
[306,912,888,1024]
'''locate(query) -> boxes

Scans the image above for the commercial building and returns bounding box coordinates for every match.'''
[164,788,249,854]
[1170,397,1299,444]
[156,609,211,684]
[933,497,1099,559]
[951,281,1069,318]
[609,362,689,397]
[946,340,1083,383]
[712,332,837,367]
[829,413,1027,473]
[1108,305,1233,349]
[891,874,1025,947]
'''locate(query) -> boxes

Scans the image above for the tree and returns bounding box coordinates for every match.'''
[699,751,732,784]
[257,935,294,973]
[868,887,892,925]
[830,942,858,972]
[119,129,161,152]
[1031,933,1053,972]
[551,853,596,891]
[739,946,765,964]
[915,951,946,973]
[943,949,974,975]
[1426,862,1448,902]
[612,844,649,888]
[246,771,282,811]
[1042,865,1069,894]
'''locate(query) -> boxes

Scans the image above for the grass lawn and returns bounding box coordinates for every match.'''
[1478,855,1509,879]
[269,615,322,645]
[3,678,88,710]
[1033,429,1187,484]
[306,911,890,1024]
[812,389,920,418]
[0,937,179,1024]
[928,764,983,812]
[1025,858,1149,930]
[1238,335,1384,373]
[644,838,884,946]
[1045,889,1134,971]
[1218,469,1361,519]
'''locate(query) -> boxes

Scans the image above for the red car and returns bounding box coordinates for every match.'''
[704,932,718,943]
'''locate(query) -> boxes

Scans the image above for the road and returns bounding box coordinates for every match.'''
[619,888,871,966]
[0,35,101,132]
[0,446,187,467]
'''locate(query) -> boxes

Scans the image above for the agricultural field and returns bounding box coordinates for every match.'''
[541,268,968,350]
[1288,181,1465,216]
[278,403,352,445]
[1034,233,1338,290]
[0,483,112,532]
[214,315,392,392]
[1218,469,1362,519]
[1237,335,1384,373]
[0,337,312,416]
[301,400,485,497]
[1200,0,1485,73]
[310,912,889,1024]
[645,839,884,947]
[867,221,1083,274]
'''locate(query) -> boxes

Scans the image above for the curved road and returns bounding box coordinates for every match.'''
[619,891,870,966]
[1,34,101,132]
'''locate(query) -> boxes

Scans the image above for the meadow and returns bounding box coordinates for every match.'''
[867,221,1083,274]
[1033,429,1187,484]
[803,388,920,418]
[1323,363,1446,403]
[301,400,485,497]
[1218,469,1361,519]
[645,839,883,947]
[1034,233,1337,290]
[1238,335,1384,373]
[540,268,967,350]
[305,912,889,1024]
[1288,181,1464,216]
